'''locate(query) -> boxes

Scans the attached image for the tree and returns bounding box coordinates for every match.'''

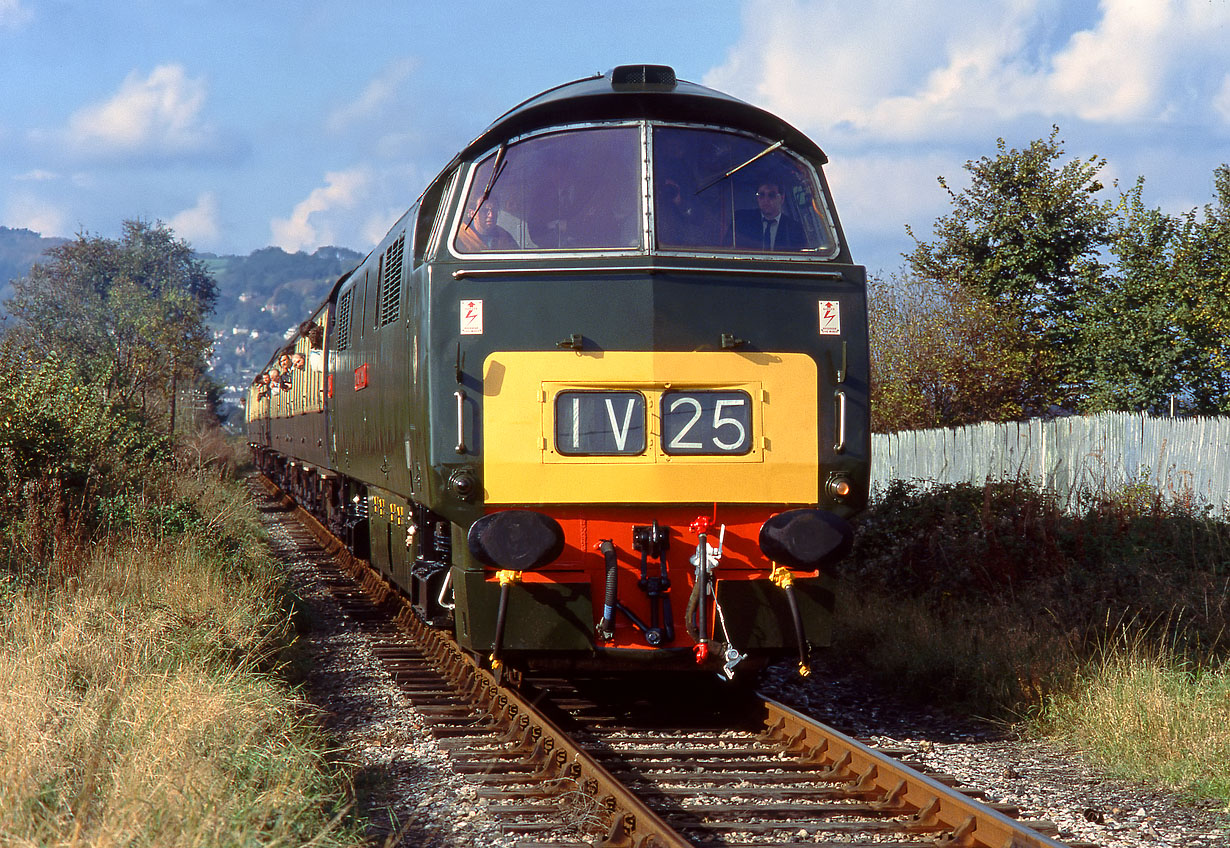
[1077,166,1230,415]
[0,220,216,565]
[892,128,1230,424]
[5,220,217,428]
[1174,164,1230,412]
[905,127,1114,409]
[869,274,1056,432]
[1078,179,1193,413]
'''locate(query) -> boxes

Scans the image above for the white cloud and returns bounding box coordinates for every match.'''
[65,64,217,158]
[706,0,1043,140]
[15,169,58,182]
[1216,74,1230,125]
[327,58,418,133]
[707,0,1230,142]
[4,192,67,238]
[270,169,372,253]
[169,192,220,248]
[0,0,32,28]
[1044,0,1230,122]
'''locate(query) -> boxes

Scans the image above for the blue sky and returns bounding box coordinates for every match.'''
[2,0,1228,275]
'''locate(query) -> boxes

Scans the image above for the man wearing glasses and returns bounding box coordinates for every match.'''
[735,178,805,251]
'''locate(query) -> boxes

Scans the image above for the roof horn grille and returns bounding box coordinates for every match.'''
[609,64,677,89]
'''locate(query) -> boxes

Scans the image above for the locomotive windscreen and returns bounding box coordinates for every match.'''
[452,122,838,257]
[654,126,837,254]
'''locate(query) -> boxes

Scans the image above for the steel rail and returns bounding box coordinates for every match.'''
[264,478,688,848]
[399,607,693,848]
[758,697,1074,848]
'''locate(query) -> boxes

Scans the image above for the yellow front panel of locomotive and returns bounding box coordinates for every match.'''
[482,351,818,504]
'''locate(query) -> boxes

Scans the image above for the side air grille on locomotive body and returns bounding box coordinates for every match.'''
[336,288,352,351]
[380,233,404,327]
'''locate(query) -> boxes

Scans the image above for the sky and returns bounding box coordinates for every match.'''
[1,0,1228,276]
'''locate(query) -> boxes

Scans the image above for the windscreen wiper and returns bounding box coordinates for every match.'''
[465,142,508,227]
[694,140,784,195]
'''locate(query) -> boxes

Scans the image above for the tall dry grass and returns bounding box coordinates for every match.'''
[0,472,359,847]
[1041,641,1230,803]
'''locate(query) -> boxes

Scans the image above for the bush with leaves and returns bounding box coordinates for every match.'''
[851,479,1230,654]
[869,274,1058,431]
[0,347,171,573]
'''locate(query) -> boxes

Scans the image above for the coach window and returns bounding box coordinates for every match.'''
[652,126,837,256]
[453,126,642,253]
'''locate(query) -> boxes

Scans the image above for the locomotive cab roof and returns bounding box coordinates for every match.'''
[453,64,828,167]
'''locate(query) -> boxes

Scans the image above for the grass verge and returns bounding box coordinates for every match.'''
[1040,643,1230,802]
[0,470,362,847]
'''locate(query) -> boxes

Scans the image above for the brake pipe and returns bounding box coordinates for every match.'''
[697,531,710,645]
[771,563,811,678]
[659,567,675,644]
[489,569,521,671]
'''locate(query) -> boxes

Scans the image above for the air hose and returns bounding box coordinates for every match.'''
[489,569,520,672]
[684,533,708,643]
[595,540,618,641]
[771,563,810,677]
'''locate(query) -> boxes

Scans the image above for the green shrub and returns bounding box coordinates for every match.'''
[851,479,1230,651]
[94,493,202,537]
[838,478,1230,716]
[0,352,168,490]
[0,351,175,575]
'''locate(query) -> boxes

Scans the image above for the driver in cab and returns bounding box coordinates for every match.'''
[735,179,804,251]
[458,195,518,251]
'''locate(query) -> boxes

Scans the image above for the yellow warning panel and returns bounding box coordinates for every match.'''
[482,351,818,504]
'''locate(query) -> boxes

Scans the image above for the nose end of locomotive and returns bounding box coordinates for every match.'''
[467,510,566,571]
[758,508,853,573]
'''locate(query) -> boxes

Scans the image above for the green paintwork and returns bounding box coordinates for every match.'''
[716,575,837,649]
[251,68,872,661]
[452,569,594,652]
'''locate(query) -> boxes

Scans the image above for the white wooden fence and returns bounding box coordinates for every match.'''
[871,412,1230,510]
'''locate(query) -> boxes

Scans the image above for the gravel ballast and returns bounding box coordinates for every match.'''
[761,661,1230,847]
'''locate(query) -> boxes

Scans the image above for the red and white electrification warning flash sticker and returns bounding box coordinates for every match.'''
[461,299,483,335]
[819,300,841,335]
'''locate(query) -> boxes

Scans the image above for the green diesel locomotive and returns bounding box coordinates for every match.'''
[247,65,869,680]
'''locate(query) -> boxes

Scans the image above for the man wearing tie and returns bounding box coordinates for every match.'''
[734,179,806,251]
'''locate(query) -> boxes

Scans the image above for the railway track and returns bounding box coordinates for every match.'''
[257,477,1094,848]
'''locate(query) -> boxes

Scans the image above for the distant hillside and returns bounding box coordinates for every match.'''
[0,227,68,316]
[202,245,363,393]
[0,227,362,399]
